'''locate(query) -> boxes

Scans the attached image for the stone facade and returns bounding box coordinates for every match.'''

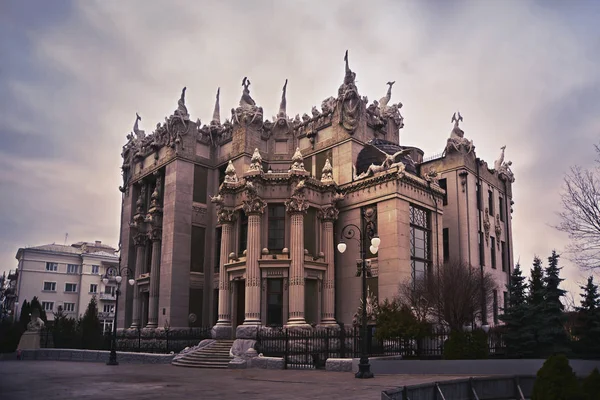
[116,52,514,333]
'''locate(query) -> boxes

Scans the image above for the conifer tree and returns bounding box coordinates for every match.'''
[29,296,47,323]
[80,296,102,350]
[575,276,600,357]
[500,264,536,357]
[538,250,570,356]
[526,256,546,356]
[18,300,31,327]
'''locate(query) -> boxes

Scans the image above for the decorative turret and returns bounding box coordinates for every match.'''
[224,160,239,184]
[247,148,263,173]
[289,147,306,173]
[321,158,334,184]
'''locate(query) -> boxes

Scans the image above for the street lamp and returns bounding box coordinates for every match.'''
[101,265,135,366]
[337,223,379,379]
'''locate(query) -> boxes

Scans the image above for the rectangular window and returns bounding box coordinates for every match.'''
[304,156,313,177]
[304,207,317,256]
[215,227,222,273]
[65,283,77,293]
[499,196,505,222]
[104,286,115,295]
[442,228,450,263]
[67,264,79,274]
[268,204,286,251]
[89,284,98,293]
[193,164,208,204]
[43,282,56,291]
[190,225,206,273]
[410,205,431,286]
[479,232,485,266]
[488,190,494,216]
[63,302,75,312]
[267,278,284,326]
[438,178,448,206]
[493,290,498,324]
[491,237,496,269]
[239,211,248,254]
[46,262,58,272]
[476,183,482,211]
[42,301,54,311]
[103,304,115,313]
[91,265,99,274]
[501,241,507,272]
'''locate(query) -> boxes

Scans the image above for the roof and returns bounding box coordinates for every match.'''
[355,138,417,175]
[85,251,119,259]
[26,244,82,254]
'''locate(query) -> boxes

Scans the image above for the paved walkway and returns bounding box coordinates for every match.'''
[0,360,474,400]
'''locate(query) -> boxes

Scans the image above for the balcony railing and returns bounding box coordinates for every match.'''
[99,293,116,301]
[98,311,115,319]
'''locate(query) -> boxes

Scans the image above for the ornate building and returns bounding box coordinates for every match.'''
[116,52,515,337]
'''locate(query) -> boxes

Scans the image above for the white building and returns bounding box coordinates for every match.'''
[14,241,119,332]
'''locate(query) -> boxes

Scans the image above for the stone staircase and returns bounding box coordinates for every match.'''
[171,340,234,369]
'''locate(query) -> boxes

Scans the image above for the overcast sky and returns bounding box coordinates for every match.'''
[1,0,599,300]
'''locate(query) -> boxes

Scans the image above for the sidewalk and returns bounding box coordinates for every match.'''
[0,360,476,400]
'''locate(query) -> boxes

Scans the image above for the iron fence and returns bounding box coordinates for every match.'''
[256,326,506,369]
[40,326,212,354]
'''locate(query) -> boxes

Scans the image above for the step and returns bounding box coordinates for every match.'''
[172,360,230,368]
[173,358,230,366]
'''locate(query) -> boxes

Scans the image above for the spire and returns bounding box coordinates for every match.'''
[278,79,288,117]
[247,148,263,172]
[212,87,221,124]
[343,50,356,85]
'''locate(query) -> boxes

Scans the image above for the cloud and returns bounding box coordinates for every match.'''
[1,0,599,299]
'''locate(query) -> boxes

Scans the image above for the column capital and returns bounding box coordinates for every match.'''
[149,227,162,242]
[285,196,309,214]
[318,205,339,222]
[217,208,238,224]
[133,233,148,247]
[242,198,267,215]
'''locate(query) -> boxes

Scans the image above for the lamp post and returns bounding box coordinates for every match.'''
[337,223,379,379]
[102,265,135,366]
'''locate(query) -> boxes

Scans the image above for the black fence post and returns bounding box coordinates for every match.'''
[138,327,141,352]
[166,329,170,353]
[284,329,289,370]
[340,325,346,358]
[325,328,330,364]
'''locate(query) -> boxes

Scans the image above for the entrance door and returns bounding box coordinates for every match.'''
[304,279,318,325]
[236,280,246,327]
[266,279,283,326]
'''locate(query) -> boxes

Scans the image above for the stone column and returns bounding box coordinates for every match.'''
[213,210,236,339]
[318,206,339,325]
[243,211,263,325]
[130,233,146,329]
[146,228,162,328]
[285,189,309,326]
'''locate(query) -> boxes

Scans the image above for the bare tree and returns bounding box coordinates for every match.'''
[398,260,497,332]
[556,145,600,271]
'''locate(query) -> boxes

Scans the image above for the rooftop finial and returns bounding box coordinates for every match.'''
[133,113,143,137]
[174,87,189,121]
[278,79,288,117]
[451,111,463,129]
[343,50,356,85]
[212,87,221,124]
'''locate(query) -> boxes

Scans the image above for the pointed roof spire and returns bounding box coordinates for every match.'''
[343,50,356,85]
[212,87,221,124]
[290,147,306,172]
[278,79,288,117]
[224,160,239,183]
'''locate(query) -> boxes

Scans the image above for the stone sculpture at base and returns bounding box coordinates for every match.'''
[17,309,45,350]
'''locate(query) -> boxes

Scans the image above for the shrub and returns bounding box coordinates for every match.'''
[375,299,430,341]
[532,354,582,400]
[0,320,24,353]
[582,368,600,400]
[443,329,489,360]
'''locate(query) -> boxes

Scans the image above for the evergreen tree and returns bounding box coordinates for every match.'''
[80,296,102,350]
[574,276,600,357]
[18,300,31,327]
[500,264,536,357]
[538,251,570,356]
[526,256,546,356]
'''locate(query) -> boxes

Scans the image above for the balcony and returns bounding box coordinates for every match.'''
[99,293,116,301]
[98,311,115,319]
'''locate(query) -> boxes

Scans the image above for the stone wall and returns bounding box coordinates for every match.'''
[13,349,174,364]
